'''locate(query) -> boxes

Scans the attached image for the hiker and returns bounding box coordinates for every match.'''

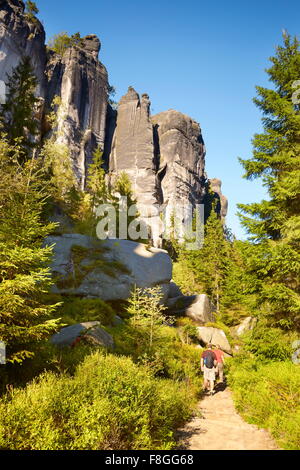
[201,344,217,395]
[214,344,225,384]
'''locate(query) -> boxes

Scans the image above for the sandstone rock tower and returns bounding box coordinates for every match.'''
[0,0,228,239]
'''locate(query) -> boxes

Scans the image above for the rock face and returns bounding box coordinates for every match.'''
[196,326,232,354]
[46,36,108,189]
[0,0,46,101]
[234,317,257,337]
[107,89,210,245]
[0,1,108,189]
[109,87,158,206]
[152,110,207,219]
[1,2,228,231]
[51,321,114,349]
[45,234,172,301]
[185,295,216,324]
[108,87,161,243]
[166,294,216,325]
[209,178,228,220]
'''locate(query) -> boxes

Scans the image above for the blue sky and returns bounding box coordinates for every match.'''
[37,0,300,239]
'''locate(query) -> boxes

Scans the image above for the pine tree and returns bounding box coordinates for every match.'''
[0,138,61,364]
[113,172,142,241]
[127,286,168,349]
[178,206,229,312]
[0,56,40,162]
[195,208,229,312]
[25,1,39,22]
[220,240,257,325]
[65,146,113,236]
[238,33,300,329]
[48,32,84,56]
[87,146,110,207]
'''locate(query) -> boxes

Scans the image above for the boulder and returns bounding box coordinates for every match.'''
[51,321,114,349]
[235,317,258,337]
[185,295,216,324]
[196,326,232,354]
[45,234,172,302]
[166,294,216,324]
[166,295,197,314]
[168,281,183,299]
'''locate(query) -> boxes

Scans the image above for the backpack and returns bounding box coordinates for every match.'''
[204,351,215,369]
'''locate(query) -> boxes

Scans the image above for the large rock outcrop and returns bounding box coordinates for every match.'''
[109,87,158,206]
[152,110,207,219]
[108,87,161,243]
[45,234,172,301]
[197,326,232,354]
[46,36,109,189]
[0,1,109,189]
[0,0,46,101]
[107,89,210,244]
[0,0,228,234]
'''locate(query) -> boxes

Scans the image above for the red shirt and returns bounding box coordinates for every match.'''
[201,350,217,361]
[213,349,224,364]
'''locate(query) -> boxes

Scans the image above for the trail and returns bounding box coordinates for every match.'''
[177,385,279,450]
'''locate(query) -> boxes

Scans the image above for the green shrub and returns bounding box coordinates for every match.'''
[173,260,203,295]
[47,32,84,56]
[57,297,115,326]
[242,324,293,361]
[0,341,96,393]
[176,317,199,344]
[0,352,195,450]
[111,321,202,391]
[228,359,300,450]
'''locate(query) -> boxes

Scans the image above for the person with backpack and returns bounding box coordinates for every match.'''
[201,344,217,396]
[214,344,225,384]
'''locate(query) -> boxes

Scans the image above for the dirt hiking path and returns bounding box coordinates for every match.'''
[177,386,279,450]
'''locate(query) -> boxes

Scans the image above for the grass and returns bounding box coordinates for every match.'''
[227,357,300,450]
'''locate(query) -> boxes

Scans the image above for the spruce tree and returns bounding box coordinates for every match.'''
[0,56,40,162]
[194,208,229,312]
[113,172,143,241]
[87,146,110,207]
[0,138,61,364]
[220,240,257,325]
[238,33,300,329]
[178,206,229,312]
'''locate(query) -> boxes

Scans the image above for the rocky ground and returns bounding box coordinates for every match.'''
[177,384,279,450]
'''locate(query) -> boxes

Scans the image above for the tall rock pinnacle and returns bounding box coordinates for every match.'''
[46,35,109,189]
[109,87,159,208]
[152,109,207,211]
